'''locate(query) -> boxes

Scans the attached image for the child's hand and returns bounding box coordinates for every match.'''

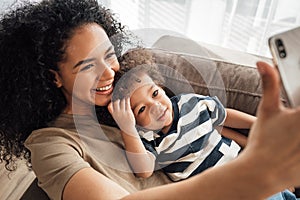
[108,98,138,134]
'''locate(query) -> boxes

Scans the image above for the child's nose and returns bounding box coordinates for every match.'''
[149,102,163,116]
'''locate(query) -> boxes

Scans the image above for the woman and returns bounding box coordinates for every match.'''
[0,0,300,199]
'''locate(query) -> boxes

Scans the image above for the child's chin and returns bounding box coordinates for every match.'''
[144,125,164,132]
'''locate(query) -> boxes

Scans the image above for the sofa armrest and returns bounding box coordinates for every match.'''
[21,178,49,200]
[0,160,36,200]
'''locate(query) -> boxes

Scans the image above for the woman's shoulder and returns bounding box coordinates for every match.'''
[24,127,82,150]
[24,127,90,200]
[29,126,77,137]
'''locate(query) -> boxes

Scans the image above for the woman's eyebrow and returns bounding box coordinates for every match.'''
[73,58,96,69]
[73,46,114,69]
[105,45,114,54]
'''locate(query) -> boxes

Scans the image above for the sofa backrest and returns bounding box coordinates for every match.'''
[120,47,288,116]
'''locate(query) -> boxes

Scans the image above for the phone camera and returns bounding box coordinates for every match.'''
[275,39,287,58]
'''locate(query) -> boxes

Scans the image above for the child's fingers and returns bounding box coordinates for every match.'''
[107,102,113,114]
[112,99,120,111]
[125,98,131,111]
[119,98,126,110]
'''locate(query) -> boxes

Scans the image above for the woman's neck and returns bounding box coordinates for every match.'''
[63,103,94,117]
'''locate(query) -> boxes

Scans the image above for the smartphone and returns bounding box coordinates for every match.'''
[268,26,300,107]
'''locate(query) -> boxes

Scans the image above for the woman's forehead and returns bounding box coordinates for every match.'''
[64,23,112,61]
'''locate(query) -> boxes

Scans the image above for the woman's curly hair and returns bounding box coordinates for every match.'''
[0,0,135,170]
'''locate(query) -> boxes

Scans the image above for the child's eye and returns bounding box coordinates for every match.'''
[152,89,159,97]
[138,106,145,114]
[79,64,94,72]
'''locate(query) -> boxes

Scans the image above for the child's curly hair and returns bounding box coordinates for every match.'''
[112,63,165,101]
[0,0,135,170]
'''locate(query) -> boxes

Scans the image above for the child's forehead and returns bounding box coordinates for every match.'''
[129,72,156,91]
[132,73,154,85]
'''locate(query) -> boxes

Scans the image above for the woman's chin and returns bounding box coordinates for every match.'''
[94,97,111,107]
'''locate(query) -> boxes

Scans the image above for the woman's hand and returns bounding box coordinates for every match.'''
[108,98,138,135]
[241,61,300,192]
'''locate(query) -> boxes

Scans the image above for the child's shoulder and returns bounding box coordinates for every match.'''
[176,93,211,100]
[174,93,222,106]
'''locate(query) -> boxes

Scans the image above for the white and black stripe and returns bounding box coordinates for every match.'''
[140,94,240,181]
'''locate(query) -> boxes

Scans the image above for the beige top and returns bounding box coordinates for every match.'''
[25,114,171,200]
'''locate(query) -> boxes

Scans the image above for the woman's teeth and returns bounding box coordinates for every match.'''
[96,84,112,91]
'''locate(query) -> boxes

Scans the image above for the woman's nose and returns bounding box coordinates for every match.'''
[97,62,119,80]
[100,66,115,80]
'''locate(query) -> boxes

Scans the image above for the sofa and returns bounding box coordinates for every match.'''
[0,35,289,200]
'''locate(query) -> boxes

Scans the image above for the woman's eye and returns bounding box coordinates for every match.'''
[106,52,116,58]
[79,64,94,72]
[106,52,117,61]
[105,53,118,66]
[138,106,145,114]
[152,89,159,97]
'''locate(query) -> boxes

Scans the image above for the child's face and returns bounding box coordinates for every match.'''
[130,73,173,133]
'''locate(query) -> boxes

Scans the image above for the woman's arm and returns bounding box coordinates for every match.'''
[108,98,155,178]
[224,108,256,129]
[122,156,274,200]
[63,167,130,200]
[62,151,284,200]
[63,62,300,200]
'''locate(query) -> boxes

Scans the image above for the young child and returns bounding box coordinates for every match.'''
[108,64,255,181]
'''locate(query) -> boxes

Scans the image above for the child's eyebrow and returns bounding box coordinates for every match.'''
[131,84,156,111]
[142,84,155,95]
[148,84,155,92]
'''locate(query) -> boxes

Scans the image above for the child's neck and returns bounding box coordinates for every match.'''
[161,124,172,134]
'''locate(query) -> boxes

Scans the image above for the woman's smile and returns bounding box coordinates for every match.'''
[93,84,114,95]
[96,84,113,92]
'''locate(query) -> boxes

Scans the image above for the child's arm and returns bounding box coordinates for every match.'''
[108,98,155,178]
[224,108,256,129]
[218,126,248,148]
[119,130,156,178]
[218,108,256,148]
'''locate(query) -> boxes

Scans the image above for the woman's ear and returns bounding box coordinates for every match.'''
[49,69,63,88]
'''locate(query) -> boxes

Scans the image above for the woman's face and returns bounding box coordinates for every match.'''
[55,23,119,114]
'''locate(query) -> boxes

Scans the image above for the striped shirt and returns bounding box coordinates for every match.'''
[139,94,241,181]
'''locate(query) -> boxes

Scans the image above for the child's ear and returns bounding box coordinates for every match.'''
[49,69,63,88]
